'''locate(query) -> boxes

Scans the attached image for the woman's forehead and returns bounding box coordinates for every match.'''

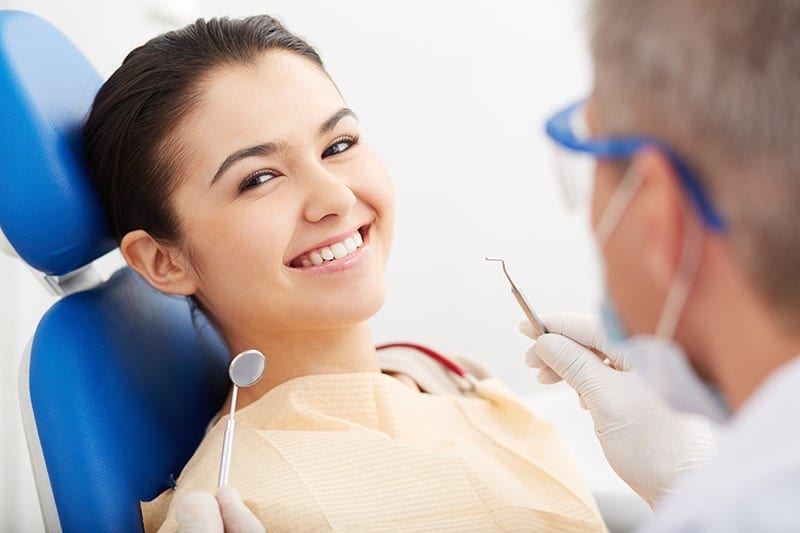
[180,53,342,149]
[168,51,347,183]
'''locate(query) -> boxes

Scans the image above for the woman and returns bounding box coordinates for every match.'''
[84,15,605,532]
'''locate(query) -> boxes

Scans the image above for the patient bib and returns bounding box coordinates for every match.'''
[142,372,606,532]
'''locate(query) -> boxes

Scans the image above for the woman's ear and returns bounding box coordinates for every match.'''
[120,229,198,295]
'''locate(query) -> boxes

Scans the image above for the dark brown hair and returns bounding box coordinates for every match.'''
[84,15,324,243]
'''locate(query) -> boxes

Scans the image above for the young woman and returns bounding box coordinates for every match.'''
[83,15,606,532]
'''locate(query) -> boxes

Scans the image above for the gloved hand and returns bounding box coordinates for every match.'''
[520,312,715,508]
[175,485,265,533]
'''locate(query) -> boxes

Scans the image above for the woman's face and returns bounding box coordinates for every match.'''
[167,50,395,343]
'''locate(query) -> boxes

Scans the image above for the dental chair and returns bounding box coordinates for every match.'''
[0,10,229,532]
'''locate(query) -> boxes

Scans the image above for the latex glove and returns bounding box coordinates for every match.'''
[176,485,265,533]
[520,312,715,508]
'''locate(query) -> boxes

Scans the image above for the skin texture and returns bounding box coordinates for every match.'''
[586,94,800,411]
[121,50,396,409]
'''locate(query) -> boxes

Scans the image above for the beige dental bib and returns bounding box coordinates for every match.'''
[142,369,606,532]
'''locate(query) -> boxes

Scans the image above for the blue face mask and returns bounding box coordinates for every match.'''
[600,296,629,346]
[598,272,731,423]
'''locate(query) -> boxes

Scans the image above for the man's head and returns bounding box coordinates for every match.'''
[587,0,800,325]
[574,0,800,408]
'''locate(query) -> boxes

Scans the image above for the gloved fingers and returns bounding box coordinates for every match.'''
[524,345,546,369]
[523,313,632,372]
[537,367,563,384]
[533,333,615,394]
[540,312,607,352]
[518,320,541,340]
[525,346,564,384]
[176,491,223,533]
[216,486,265,533]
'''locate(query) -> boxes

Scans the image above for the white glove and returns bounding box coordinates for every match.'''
[175,485,265,533]
[521,312,715,508]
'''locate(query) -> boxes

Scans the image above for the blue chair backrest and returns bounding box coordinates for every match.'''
[0,10,229,532]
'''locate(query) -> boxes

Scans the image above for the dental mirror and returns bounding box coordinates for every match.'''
[218,349,266,487]
[229,349,266,387]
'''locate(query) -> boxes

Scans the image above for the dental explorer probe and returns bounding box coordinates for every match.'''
[485,257,548,338]
[219,349,266,487]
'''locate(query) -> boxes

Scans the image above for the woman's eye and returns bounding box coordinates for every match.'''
[239,170,277,192]
[323,135,359,158]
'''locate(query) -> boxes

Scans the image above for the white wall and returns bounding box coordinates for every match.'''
[1,0,605,530]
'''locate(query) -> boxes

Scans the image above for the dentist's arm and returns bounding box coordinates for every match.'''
[521,313,714,508]
[175,486,265,533]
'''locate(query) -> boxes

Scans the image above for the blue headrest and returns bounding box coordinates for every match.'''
[0,10,115,275]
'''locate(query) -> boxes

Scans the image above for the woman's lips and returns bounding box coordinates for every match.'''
[289,225,369,268]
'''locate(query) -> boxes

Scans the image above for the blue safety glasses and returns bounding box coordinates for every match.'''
[544,100,726,232]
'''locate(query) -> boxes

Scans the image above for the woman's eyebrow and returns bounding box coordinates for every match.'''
[211,141,285,186]
[210,108,358,187]
[319,108,358,136]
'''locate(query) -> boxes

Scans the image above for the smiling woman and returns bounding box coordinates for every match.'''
[83,15,606,532]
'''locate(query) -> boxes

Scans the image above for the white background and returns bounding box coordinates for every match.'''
[0,1,624,530]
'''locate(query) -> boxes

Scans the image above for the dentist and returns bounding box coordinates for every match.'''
[522,0,800,530]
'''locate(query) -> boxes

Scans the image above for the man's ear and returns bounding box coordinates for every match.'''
[632,149,692,289]
[120,229,198,295]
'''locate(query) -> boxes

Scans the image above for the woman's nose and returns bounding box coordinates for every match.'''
[301,165,357,223]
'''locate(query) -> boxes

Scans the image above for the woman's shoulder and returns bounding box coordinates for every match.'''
[140,424,226,532]
[141,420,305,532]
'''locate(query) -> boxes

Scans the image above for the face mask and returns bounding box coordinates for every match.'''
[599,296,628,346]
[594,164,731,422]
[600,297,730,421]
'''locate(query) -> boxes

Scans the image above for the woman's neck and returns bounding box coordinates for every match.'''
[224,322,380,411]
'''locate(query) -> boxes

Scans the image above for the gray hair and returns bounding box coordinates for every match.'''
[588,0,800,318]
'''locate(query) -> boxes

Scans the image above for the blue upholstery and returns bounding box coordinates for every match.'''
[0,10,230,532]
[30,269,228,532]
[0,10,114,275]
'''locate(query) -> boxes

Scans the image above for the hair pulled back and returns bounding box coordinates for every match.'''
[84,15,323,242]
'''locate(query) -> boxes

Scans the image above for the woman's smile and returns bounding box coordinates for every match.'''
[288,224,370,268]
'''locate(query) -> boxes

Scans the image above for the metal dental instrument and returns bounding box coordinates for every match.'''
[485,257,548,338]
[218,349,266,487]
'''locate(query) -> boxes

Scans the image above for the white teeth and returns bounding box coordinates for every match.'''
[295,229,365,267]
[331,242,347,259]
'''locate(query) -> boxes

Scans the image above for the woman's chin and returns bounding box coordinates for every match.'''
[304,286,387,329]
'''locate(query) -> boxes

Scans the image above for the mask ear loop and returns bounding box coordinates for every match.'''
[595,162,645,249]
[655,206,704,339]
[594,153,703,340]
